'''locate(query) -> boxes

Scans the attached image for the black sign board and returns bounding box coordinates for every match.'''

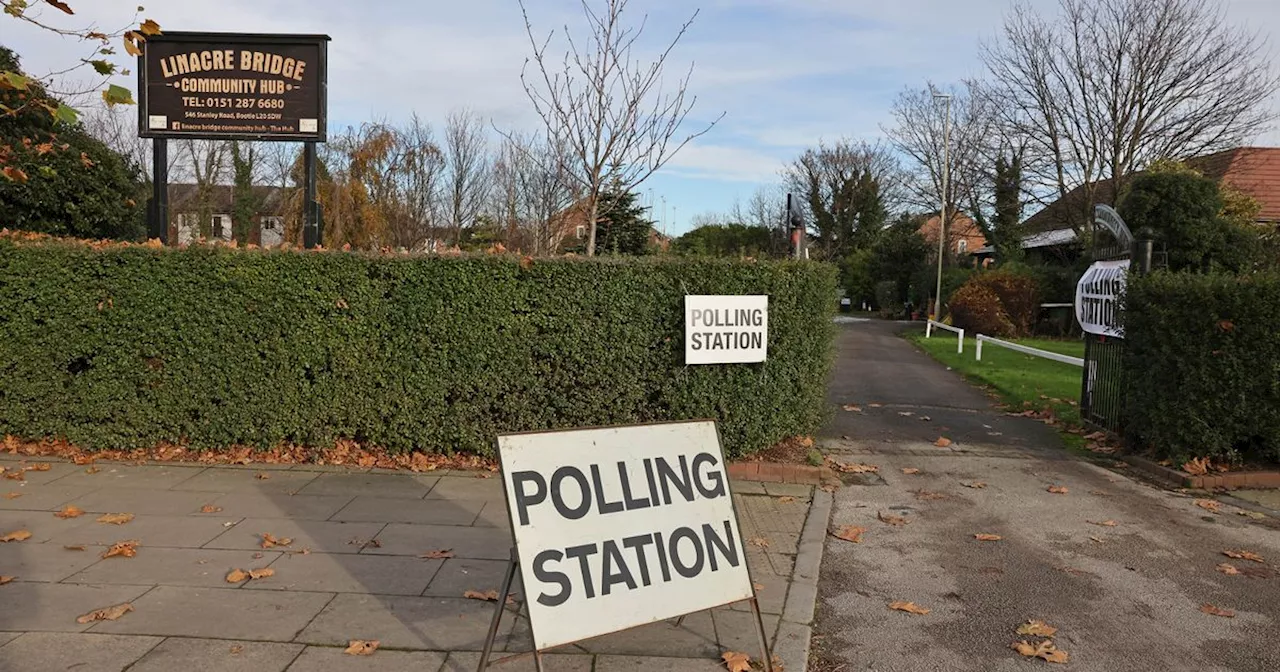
[138,32,330,142]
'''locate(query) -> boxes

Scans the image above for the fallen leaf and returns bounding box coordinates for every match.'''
[831,525,866,543]
[1088,520,1118,527]
[97,513,134,525]
[464,589,501,601]
[832,461,879,474]
[199,505,223,513]
[868,403,883,408]
[344,640,380,656]
[934,437,953,447]
[28,463,51,472]
[1016,620,1058,637]
[85,466,100,474]
[421,549,455,559]
[962,481,987,489]
[974,534,1002,541]
[1,530,33,542]
[294,548,311,555]
[255,472,270,480]
[54,504,85,519]
[0,575,13,585]
[901,468,921,475]
[777,496,797,503]
[1223,550,1264,563]
[1012,639,1069,664]
[248,567,274,579]
[252,552,264,559]
[76,602,133,624]
[2,470,24,481]
[1237,511,1266,520]
[364,539,382,549]
[260,533,293,549]
[898,411,914,417]
[754,582,764,592]
[1089,490,1110,497]
[748,536,771,548]
[841,404,862,413]
[1217,563,1240,576]
[1200,603,1235,618]
[913,490,947,501]
[1089,536,1104,543]
[1183,457,1210,476]
[226,569,249,583]
[878,511,909,526]
[888,601,930,615]
[2,492,20,500]
[1047,486,1069,494]
[1195,499,1221,513]
[722,650,752,672]
[229,645,244,654]
[64,545,86,551]
[102,540,139,558]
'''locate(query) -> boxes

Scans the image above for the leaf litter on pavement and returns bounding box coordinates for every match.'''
[962,481,987,489]
[722,651,752,672]
[1012,639,1069,664]
[830,526,866,543]
[54,504,85,519]
[1016,620,1058,637]
[260,533,293,549]
[102,540,139,558]
[0,529,32,542]
[344,640,379,656]
[888,601,930,615]
[76,602,133,624]
[974,534,1002,542]
[1196,499,1222,513]
[420,549,454,559]
[96,513,134,525]
[1222,549,1264,563]
[901,467,921,475]
[877,511,909,526]
[1047,485,1069,494]
[1200,603,1236,618]
[1217,563,1240,576]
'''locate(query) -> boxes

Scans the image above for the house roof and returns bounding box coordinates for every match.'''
[168,184,291,215]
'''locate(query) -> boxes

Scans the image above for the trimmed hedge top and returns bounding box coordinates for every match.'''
[0,239,837,457]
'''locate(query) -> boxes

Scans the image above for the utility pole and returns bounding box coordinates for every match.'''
[932,90,952,321]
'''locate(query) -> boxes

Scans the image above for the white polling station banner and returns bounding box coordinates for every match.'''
[497,421,755,651]
[1075,260,1129,338]
[685,295,769,364]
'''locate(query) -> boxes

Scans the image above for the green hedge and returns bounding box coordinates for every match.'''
[1124,271,1280,464]
[0,240,837,457]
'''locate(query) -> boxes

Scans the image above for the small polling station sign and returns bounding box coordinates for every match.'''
[490,421,767,664]
[685,295,769,365]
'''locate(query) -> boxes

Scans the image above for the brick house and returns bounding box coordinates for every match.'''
[167,184,291,247]
[918,212,988,258]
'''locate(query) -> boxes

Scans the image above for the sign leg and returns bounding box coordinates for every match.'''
[477,547,520,671]
[150,138,169,244]
[749,597,774,672]
[302,141,319,249]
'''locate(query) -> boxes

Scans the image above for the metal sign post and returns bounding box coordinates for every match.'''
[148,138,169,243]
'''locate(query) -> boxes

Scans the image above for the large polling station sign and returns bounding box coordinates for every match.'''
[1075,260,1129,338]
[497,422,755,650]
[685,295,769,365]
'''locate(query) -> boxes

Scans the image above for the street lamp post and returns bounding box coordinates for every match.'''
[932,91,953,322]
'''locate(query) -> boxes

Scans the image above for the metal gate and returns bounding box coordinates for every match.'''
[1079,206,1137,433]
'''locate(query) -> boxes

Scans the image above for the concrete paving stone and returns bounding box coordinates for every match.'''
[202,518,387,554]
[172,468,321,494]
[1233,488,1280,511]
[297,594,513,650]
[290,464,369,473]
[245,552,442,596]
[66,547,283,588]
[761,483,814,499]
[91,585,334,640]
[423,558,522,598]
[0,540,107,581]
[471,501,513,529]
[216,463,297,471]
[565,612,718,657]
[443,651,594,671]
[0,632,163,672]
[2,460,83,485]
[724,571,787,616]
[51,464,206,490]
[771,620,811,672]
[780,580,817,625]
[204,492,355,521]
[0,632,20,647]
[729,480,768,494]
[365,523,512,560]
[65,488,217,516]
[0,509,96,543]
[286,646,447,672]
[424,476,504,501]
[297,473,440,499]
[0,582,153,632]
[710,608,780,654]
[0,484,100,512]
[594,655,724,672]
[47,514,239,549]
[765,552,795,577]
[331,497,485,526]
[128,637,305,672]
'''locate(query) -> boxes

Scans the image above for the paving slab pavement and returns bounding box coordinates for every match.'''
[0,454,829,671]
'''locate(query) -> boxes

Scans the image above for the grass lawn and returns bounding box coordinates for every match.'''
[905,328,1087,445]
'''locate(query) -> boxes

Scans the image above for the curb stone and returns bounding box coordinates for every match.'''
[777,488,833,672]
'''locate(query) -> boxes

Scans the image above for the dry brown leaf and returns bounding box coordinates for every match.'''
[1089,536,1104,544]
[722,650,752,672]
[1016,620,1059,637]
[1182,457,1210,476]
[753,582,764,592]
[102,540,139,558]
[226,569,249,583]
[96,513,134,525]
[0,575,14,585]
[84,466,100,474]
[832,461,879,474]
[248,567,275,579]
[64,545,86,551]
[255,472,270,480]
[364,539,382,549]
[344,640,380,656]
[777,496,797,504]
[2,492,20,500]
[841,404,862,413]
[748,536,771,548]
[914,490,947,501]
[831,525,867,543]
[934,437,953,447]
[229,645,244,654]
[901,468,921,475]
[1223,550,1264,563]
[878,511,909,526]
[420,549,455,559]
[464,589,501,601]
[1047,486,1069,494]
[252,552,264,560]
[199,504,222,514]
[1200,603,1235,618]
[888,600,930,615]
[260,533,293,549]
[28,463,51,472]
[1,529,32,543]
[1195,499,1222,513]
[76,602,133,624]
[962,481,987,489]
[1217,563,1240,576]
[1012,639,1069,664]
[1237,510,1266,520]
[54,504,85,519]
[1088,520,1118,527]
[2,470,24,481]
[974,534,1002,542]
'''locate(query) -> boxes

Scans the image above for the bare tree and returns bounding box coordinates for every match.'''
[982,0,1280,234]
[396,114,445,249]
[517,0,723,256]
[490,130,579,254]
[783,140,902,259]
[443,109,490,246]
[80,104,153,174]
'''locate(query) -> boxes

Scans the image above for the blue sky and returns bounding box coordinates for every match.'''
[7,0,1280,235]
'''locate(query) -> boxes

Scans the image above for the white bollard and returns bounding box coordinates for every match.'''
[958,328,964,354]
[976,337,983,361]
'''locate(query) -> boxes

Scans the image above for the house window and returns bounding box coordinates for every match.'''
[575,224,586,239]
[211,214,232,240]
[957,239,968,254]
[262,216,282,231]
